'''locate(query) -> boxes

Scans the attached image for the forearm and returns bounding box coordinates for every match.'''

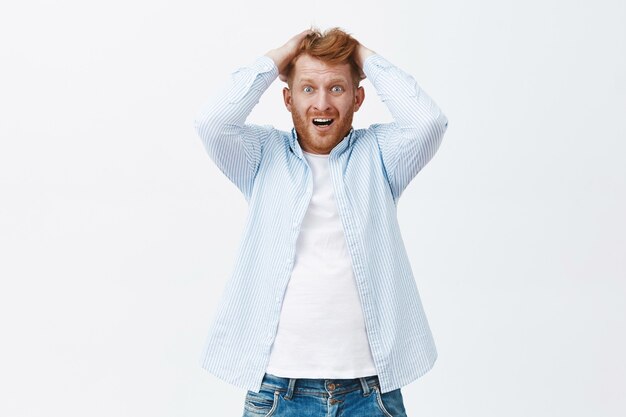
[193,56,278,198]
[194,56,278,138]
[364,54,448,199]
[364,54,448,133]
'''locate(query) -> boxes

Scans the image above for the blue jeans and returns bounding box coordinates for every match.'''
[242,373,408,417]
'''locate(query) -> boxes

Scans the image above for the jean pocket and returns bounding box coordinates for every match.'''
[243,388,279,416]
[373,385,407,417]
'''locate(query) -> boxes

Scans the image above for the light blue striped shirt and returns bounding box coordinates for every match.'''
[193,54,448,393]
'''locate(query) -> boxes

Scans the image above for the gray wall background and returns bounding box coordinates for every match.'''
[1,0,625,416]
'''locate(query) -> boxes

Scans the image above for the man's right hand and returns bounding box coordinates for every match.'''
[265,30,314,82]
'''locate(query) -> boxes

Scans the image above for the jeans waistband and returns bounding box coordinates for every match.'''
[260,373,380,399]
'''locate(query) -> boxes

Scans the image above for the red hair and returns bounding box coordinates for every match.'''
[286,27,361,88]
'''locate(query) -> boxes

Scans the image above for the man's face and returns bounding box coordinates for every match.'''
[283,54,365,154]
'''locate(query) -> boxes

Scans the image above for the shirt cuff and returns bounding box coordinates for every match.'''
[363,54,394,83]
[252,55,279,75]
[247,55,279,88]
[228,56,279,103]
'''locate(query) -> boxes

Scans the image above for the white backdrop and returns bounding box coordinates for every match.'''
[1,0,625,416]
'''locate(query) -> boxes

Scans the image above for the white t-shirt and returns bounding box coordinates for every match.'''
[265,151,378,378]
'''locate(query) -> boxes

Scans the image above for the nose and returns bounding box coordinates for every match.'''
[313,90,331,112]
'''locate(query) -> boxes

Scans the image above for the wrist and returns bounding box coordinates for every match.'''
[264,49,283,70]
[356,46,376,69]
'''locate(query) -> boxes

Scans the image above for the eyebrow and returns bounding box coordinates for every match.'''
[297,77,349,85]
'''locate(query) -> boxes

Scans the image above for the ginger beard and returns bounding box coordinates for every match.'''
[284,55,364,155]
[290,105,354,154]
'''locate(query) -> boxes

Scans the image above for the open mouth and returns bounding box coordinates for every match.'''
[312,118,334,127]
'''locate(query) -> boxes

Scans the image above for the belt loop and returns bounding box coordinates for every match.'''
[285,378,297,400]
[359,377,370,395]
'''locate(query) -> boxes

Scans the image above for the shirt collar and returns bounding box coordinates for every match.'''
[289,127,356,159]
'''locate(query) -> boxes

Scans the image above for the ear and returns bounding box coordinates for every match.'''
[283,87,292,112]
[353,86,365,112]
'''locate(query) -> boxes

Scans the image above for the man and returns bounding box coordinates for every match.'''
[194,28,448,416]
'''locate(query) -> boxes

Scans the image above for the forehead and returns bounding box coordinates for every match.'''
[292,54,352,84]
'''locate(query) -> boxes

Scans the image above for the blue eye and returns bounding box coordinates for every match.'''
[331,86,344,93]
[303,86,313,93]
